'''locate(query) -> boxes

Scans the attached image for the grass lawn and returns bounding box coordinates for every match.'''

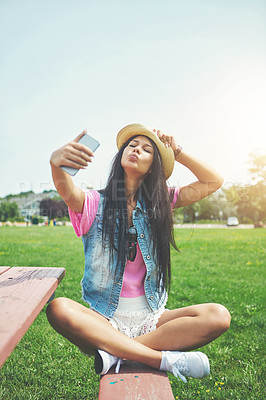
[0,226,265,399]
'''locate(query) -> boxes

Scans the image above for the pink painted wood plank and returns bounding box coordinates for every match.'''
[98,361,174,400]
[0,266,10,275]
[0,266,65,367]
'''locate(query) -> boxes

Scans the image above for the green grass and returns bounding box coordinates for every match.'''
[0,226,265,399]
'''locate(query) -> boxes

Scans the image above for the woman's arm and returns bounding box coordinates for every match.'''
[50,130,94,213]
[173,150,224,208]
[155,130,224,208]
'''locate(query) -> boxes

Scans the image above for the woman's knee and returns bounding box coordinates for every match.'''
[46,297,74,328]
[207,303,231,335]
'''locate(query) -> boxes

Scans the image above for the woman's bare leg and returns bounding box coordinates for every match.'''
[135,303,231,351]
[46,297,162,369]
[46,298,230,369]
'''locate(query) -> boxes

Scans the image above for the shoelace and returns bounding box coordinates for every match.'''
[169,353,188,383]
[172,365,187,383]
[115,358,123,374]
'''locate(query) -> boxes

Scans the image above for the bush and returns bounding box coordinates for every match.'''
[31,217,39,225]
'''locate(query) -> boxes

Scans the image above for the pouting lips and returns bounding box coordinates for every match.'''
[128,154,138,161]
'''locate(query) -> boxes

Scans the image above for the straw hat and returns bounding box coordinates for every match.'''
[116,123,175,179]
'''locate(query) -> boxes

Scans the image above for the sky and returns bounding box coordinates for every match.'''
[0,0,265,198]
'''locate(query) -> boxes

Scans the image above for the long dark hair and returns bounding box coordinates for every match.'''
[99,136,178,291]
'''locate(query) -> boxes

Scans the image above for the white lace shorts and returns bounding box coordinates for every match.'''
[108,295,166,339]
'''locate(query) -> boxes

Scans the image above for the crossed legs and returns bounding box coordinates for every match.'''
[46,298,230,370]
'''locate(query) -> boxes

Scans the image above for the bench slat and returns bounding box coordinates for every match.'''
[99,361,174,399]
[0,266,65,367]
[0,266,10,275]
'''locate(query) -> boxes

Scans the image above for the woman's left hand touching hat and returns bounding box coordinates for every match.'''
[154,129,183,159]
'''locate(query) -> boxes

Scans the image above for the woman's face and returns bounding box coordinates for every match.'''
[121,135,154,179]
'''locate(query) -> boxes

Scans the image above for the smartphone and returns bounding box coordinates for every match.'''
[60,134,100,176]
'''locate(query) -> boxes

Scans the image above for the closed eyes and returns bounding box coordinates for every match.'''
[129,143,153,154]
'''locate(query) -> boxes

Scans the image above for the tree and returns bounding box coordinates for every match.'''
[223,153,266,223]
[39,198,69,220]
[5,190,34,201]
[221,184,247,218]
[173,202,200,223]
[248,152,266,183]
[0,201,20,222]
[197,195,222,220]
[236,181,266,223]
[244,152,266,223]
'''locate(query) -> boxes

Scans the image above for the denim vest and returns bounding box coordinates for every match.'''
[81,193,167,318]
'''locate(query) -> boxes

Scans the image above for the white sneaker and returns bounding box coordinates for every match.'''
[94,349,122,375]
[160,351,210,383]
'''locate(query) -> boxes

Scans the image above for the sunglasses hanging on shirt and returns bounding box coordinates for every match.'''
[127,225,137,262]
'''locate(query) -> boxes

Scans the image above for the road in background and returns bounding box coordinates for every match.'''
[174,224,254,229]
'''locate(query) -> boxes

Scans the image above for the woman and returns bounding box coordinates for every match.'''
[47,123,230,383]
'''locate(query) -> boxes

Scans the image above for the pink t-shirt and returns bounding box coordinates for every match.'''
[69,187,179,298]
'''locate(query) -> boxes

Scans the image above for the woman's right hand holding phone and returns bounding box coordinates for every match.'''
[50,130,92,213]
[50,130,94,170]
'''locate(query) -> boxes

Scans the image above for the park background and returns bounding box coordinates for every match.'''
[0,0,265,199]
[0,0,265,226]
[0,0,265,399]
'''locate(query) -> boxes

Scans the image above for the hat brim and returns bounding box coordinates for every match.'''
[116,123,175,180]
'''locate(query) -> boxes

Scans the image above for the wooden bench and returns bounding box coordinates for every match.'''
[0,266,174,397]
[98,360,175,399]
[0,266,65,367]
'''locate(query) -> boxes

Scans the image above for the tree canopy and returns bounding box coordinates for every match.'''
[0,201,20,222]
[39,198,69,220]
